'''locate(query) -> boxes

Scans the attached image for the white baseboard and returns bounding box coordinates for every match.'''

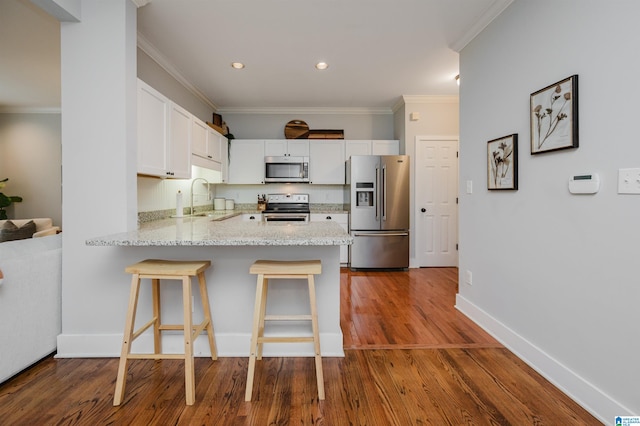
[455,294,630,424]
[55,332,345,358]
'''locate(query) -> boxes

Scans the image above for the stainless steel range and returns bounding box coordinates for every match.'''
[262,193,310,222]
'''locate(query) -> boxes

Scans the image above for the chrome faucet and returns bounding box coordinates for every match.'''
[190,177,210,215]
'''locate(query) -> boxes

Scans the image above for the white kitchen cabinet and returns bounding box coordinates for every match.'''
[372,140,399,155]
[311,213,349,264]
[309,139,345,184]
[344,139,399,159]
[208,128,224,164]
[345,140,373,159]
[137,80,170,177]
[220,136,228,183]
[228,140,265,184]
[168,103,192,179]
[137,79,191,179]
[191,117,209,159]
[192,118,225,164]
[265,139,309,157]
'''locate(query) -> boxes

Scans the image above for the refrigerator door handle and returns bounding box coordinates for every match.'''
[381,164,387,221]
[375,166,380,219]
[353,232,409,237]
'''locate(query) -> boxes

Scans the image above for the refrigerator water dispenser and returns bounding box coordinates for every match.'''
[356,182,374,207]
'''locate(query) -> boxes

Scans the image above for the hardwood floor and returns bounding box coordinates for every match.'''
[341,268,500,349]
[0,267,601,425]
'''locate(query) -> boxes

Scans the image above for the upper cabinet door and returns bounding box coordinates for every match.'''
[345,140,372,160]
[286,140,310,156]
[208,128,223,163]
[372,140,399,155]
[228,140,265,184]
[137,80,170,177]
[264,139,287,157]
[191,117,209,159]
[168,102,192,179]
[265,139,309,157]
[309,139,345,184]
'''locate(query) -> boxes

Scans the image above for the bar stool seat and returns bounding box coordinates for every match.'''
[245,259,324,401]
[113,259,217,406]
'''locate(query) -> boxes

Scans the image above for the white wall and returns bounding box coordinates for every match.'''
[457,0,640,420]
[0,113,62,226]
[57,0,139,349]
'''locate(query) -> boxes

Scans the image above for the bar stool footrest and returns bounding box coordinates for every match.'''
[264,314,312,321]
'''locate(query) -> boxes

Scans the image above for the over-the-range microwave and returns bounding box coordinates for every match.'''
[264,156,309,183]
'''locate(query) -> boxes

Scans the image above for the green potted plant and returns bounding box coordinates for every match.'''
[0,178,23,220]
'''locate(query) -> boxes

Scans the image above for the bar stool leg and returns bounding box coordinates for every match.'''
[245,273,266,401]
[182,275,195,405]
[114,274,142,406]
[307,274,325,400]
[197,271,217,360]
[256,278,269,360]
[151,278,161,354]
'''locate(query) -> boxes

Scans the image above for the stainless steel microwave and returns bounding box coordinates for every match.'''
[264,156,309,183]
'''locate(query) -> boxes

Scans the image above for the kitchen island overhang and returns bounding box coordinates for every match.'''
[77,217,352,358]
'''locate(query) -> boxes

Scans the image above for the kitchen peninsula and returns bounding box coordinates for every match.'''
[86,216,351,357]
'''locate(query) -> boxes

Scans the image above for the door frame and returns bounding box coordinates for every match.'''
[412,135,459,267]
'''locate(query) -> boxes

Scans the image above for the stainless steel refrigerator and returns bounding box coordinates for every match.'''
[347,155,410,269]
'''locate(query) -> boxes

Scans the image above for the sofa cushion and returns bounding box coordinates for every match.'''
[0,220,36,242]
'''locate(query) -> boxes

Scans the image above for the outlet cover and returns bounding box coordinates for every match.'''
[465,270,472,285]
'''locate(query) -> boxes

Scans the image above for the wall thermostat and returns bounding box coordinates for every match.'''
[569,174,599,194]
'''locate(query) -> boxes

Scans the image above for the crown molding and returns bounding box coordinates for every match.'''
[216,106,394,115]
[0,106,61,114]
[131,0,152,8]
[137,32,218,111]
[449,0,513,52]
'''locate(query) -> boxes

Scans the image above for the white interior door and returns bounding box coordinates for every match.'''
[415,136,458,267]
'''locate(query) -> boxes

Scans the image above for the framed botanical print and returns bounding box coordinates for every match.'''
[530,74,579,154]
[488,134,518,190]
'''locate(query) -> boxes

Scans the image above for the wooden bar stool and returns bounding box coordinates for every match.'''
[113,259,217,406]
[245,259,324,401]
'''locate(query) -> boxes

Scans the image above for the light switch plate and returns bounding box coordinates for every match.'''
[618,168,640,194]
[466,180,473,194]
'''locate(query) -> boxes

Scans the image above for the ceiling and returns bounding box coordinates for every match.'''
[0,0,512,112]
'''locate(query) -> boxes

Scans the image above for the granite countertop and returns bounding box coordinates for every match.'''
[86,215,353,247]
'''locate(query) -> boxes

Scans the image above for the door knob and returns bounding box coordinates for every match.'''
[421,208,426,212]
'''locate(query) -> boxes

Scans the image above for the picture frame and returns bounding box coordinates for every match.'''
[530,74,579,154]
[487,134,518,190]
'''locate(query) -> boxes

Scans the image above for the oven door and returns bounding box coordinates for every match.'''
[263,213,309,222]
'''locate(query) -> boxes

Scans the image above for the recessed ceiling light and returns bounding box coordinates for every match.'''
[315,62,329,70]
[231,62,245,69]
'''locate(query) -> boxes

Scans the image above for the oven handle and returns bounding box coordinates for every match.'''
[263,214,309,222]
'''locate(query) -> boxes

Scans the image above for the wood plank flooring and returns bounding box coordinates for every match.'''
[341,268,500,349]
[0,267,601,425]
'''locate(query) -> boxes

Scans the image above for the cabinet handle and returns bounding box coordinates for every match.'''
[421,208,426,212]
[326,216,332,220]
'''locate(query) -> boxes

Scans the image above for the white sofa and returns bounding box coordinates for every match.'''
[0,233,62,383]
[0,218,60,239]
